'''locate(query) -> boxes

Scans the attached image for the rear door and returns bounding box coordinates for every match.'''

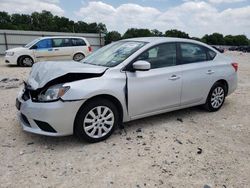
[126,43,182,119]
[178,42,216,106]
[50,38,73,60]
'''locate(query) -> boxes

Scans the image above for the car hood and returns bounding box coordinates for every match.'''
[27,61,108,90]
[6,47,26,53]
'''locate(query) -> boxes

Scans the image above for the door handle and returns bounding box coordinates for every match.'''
[54,48,59,51]
[169,75,180,80]
[48,48,53,51]
[206,70,215,75]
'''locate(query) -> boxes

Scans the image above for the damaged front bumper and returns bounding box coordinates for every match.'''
[16,89,85,136]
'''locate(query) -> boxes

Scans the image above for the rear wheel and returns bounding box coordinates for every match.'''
[204,83,226,112]
[73,53,85,61]
[74,98,118,142]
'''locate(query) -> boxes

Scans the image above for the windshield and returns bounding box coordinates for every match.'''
[24,38,40,48]
[82,41,146,67]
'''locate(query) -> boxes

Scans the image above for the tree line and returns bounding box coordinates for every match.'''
[107,29,249,46]
[0,11,249,46]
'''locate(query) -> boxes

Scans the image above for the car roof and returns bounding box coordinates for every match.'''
[38,36,86,40]
[122,37,214,50]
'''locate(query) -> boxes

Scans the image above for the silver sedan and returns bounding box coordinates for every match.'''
[16,37,238,142]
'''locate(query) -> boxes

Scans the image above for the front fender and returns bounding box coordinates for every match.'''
[61,73,129,122]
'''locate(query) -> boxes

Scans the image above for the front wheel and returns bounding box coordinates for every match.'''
[74,98,119,142]
[204,83,226,112]
[19,56,34,67]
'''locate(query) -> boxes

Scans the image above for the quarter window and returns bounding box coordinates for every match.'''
[35,39,52,49]
[136,43,177,69]
[72,38,86,46]
[207,49,216,60]
[180,43,207,64]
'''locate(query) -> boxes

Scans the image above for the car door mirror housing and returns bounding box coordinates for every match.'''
[132,60,151,71]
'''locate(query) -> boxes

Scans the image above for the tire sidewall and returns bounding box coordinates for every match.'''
[206,83,226,112]
[73,53,85,62]
[20,56,33,67]
[74,98,119,143]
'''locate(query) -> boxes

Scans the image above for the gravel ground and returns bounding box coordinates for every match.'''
[0,51,249,188]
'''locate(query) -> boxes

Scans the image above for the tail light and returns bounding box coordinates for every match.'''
[231,62,238,72]
[88,46,92,52]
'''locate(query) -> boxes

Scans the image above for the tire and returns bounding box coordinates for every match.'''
[74,98,119,143]
[19,56,34,67]
[204,83,226,112]
[73,53,85,62]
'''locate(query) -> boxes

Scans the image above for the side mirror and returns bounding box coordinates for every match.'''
[132,60,151,71]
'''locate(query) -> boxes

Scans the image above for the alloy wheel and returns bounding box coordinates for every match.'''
[83,106,114,139]
[22,57,33,66]
[73,53,84,61]
[210,86,225,108]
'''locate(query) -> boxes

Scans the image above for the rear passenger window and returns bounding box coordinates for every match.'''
[136,43,177,69]
[180,43,207,64]
[52,38,71,47]
[71,38,86,46]
[52,39,63,47]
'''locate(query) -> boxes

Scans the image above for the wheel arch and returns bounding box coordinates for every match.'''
[73,52,86,57]
[74,94,124,129]
[214,79,229,96]
[17,55,34,66]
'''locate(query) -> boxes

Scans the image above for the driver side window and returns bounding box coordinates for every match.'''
[34,39,52,49]
[136,43,177,69]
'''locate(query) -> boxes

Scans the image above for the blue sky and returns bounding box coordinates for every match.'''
[0,0,250,37]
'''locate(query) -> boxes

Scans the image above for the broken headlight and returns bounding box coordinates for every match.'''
[37,84,70,102]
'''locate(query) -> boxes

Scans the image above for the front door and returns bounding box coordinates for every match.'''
[126,43,182,119]
[32,38,54,62]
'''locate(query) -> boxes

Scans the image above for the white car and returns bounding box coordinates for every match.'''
[16,37,237,142]
[5,36,92,66]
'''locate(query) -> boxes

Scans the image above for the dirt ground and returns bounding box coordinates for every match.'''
[0,51,249,188]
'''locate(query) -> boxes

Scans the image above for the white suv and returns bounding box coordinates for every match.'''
[5,36,92,66]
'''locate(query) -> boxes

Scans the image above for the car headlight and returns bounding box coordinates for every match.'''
[37,84,70,102]
[6,51,14,56]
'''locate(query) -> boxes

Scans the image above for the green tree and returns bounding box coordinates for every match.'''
[74,21,88,33]
[224,35,235,46]
[0,12,14,29]
[105,31,122,44]
[233,35,249,46]
[97,23,107,34]
[11,13,31,30]
[201,33,224,45]
[151,29,163,36]
[165,29,189,38]
[123,28,153,39]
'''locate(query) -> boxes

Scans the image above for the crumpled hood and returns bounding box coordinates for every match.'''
[27,61,107,90]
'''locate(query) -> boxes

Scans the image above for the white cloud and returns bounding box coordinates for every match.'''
[75,1,250,37]
[0,0,64,16]
[208,0,246,4]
